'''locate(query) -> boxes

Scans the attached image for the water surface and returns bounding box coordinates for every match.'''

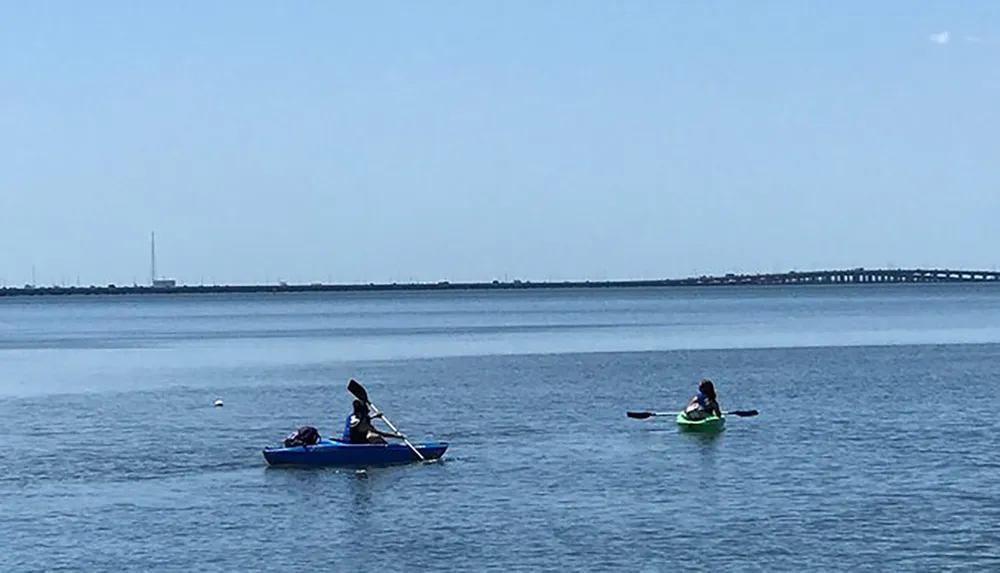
[1,285,999,571]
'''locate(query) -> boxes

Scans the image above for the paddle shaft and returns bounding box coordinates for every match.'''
[627,409,758,419]
[367,400,426,462]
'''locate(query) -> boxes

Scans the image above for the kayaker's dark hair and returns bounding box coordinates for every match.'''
[352,399,369,417]
[699,379,716,400]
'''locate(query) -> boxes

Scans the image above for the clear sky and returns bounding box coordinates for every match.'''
[1,1,998,286]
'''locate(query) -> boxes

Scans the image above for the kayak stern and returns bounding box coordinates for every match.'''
[676,412,726,432]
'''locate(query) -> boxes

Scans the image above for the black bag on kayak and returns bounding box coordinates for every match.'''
[283,426,320,447]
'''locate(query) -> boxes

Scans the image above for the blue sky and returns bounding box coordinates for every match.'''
[1,1,998,285]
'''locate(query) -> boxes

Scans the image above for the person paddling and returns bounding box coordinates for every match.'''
[342,399,404,444]
[682,379,723,421]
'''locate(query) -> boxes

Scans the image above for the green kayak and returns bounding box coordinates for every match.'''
[676,412,726,432]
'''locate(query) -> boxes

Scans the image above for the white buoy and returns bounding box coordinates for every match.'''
[214,399,224,407]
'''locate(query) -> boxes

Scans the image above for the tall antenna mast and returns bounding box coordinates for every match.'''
[150,231,157,285]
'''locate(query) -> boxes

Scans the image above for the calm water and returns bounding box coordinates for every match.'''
[2,285,999,572]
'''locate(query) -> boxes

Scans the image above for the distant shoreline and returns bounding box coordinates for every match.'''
[2,268,998,298]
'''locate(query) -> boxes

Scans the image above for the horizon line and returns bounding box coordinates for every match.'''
[2,267,1000,297]
[8,264,1000,289]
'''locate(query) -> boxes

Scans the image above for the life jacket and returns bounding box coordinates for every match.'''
[696,390,710,408]
[341,413,369,443]
[695,391,719,413]
[341,414,354,442]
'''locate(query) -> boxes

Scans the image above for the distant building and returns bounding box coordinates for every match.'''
[152,279,176,288]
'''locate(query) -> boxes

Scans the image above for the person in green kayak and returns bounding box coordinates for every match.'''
[683,379,723,421]
[341,399,404,444]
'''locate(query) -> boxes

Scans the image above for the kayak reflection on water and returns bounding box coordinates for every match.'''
[682,379,723,421]
[342,399,405,444]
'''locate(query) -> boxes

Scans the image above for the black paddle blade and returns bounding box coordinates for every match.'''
[728,410,759,417]
[347,379,369,404]
[626,411,655,419]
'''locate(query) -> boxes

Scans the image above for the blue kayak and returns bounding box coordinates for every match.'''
[263,439,448,467]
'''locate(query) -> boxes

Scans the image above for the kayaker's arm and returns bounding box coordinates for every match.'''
[368,423,404,440]
[709,398,723,417]
[375,428,405,440]
[683,396,698,412]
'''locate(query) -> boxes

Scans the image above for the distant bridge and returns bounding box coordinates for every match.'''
[1,268,999,297]
[675,268,1000,286]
